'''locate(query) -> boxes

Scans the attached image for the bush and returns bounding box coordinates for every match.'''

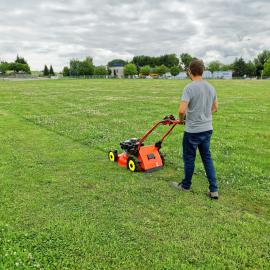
[155,65,168,76]
[140,65,151,76]
[170,66,180,76]
[124,63,137,77]
[94,66,108,76]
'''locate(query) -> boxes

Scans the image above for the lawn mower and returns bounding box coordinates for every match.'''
[108,115,182,172]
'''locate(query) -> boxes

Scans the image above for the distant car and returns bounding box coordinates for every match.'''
[145,76,153,79]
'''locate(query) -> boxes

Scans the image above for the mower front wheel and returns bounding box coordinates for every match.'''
[108,150,118,162]
[127,156,141,172]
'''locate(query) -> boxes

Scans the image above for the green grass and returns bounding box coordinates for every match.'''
[0,79,269,269]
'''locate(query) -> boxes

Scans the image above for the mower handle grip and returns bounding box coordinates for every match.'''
[162,119,184,125]
[162,115,184,125]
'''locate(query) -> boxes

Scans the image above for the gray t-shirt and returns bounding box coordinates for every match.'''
[181,80,217,133]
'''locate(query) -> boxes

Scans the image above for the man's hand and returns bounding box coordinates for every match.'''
[212,98,218,113]
[179,101,188,122]
[178,119,185,125]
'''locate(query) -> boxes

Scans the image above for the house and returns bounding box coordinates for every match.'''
[109,65,124,78]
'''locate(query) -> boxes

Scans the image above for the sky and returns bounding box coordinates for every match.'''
[0,0,270,71]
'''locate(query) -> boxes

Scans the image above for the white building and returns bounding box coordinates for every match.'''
[213,70,232,79]
[109,66,124,78]
[222,71,233,79]
[175,72,188,79]
[203,70,212,79]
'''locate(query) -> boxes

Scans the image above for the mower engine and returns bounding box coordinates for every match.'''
[120,138,140,156]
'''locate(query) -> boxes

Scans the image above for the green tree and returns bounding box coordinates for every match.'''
[231,58,255,78]
[155,65,168,76]
[132,54,179,68]
[232,58,244,77]
[157,54,179,67]
[43,65,49,76]
[232,57,247,77]
[63,66,70,76]
[170,66,180,76]
[22,63,31,74]
[124,63,137,77]
[263,59,270,77]
[207,61,222,72]
[94,66,108,76]
[8,62,30,74]
[14,55,31,73]
[78,57,94,75]
[0,60,30,74]
[49,65,55,76]
[180,53,194,70]
[254,50,270,78]
[70,57,94,76]
[15,55,28,65]
[132,55,156,68]
[140,65,151,76]
[0,62,9,74]
[246,61,256,77]
[221,64,233,71]
[69,59,80,76]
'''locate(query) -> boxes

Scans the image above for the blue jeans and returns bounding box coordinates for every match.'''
[181,130,218,192]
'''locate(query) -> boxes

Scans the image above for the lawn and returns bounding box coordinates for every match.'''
[0,79,269,269]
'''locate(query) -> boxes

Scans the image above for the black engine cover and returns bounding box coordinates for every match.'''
[120,138,141,156]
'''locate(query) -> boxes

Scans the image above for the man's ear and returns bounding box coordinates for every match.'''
[187,69,192,79]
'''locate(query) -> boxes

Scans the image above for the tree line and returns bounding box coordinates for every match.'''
[1,50,270,78]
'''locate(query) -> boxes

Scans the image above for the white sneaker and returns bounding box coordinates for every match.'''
[207,191,219,200]
[170,182,190,192]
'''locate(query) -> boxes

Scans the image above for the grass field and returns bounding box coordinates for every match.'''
[0,79,269,269]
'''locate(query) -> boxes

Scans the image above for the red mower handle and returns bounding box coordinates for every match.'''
[139,115,184,148]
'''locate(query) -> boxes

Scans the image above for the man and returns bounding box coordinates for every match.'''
[171,59,219,199]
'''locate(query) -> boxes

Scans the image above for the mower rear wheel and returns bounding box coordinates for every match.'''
[127,156,141,172]
[108,150,118,162]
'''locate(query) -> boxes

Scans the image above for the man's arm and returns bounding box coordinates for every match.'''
[179,101,188,123]
[212,97,218,113]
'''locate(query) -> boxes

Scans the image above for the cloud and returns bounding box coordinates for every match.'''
[0,0,269,71]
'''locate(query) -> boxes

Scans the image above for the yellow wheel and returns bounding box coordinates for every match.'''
[128,160,136,172]
[127,156,140,172]
[108,150,118,162]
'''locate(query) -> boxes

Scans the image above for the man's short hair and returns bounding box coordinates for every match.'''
[189,59,204,76]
